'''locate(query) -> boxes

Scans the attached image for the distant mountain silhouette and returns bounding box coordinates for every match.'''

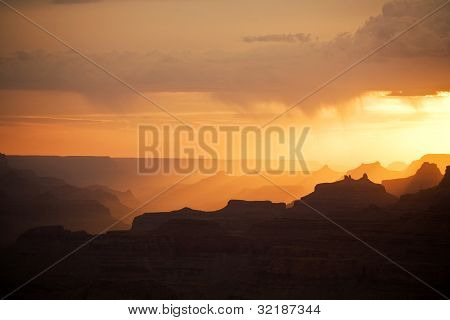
[132,200,286,234]
[86,185,141,212]
[237,184,305,203]
[137,171,270,211]
[296,174,397,211]
[1,154,449,299]
[395,165,450,212]
[0,154,129,245]
[147,166,345,211]
[299,164,343,189]
[5,155,344,212]
[385,166,450,238]
[387,161,408,171]
[382,162,443,197]
[405,154,450,176]
[6,155,197,202]
[7,155,122,187]
[7,154,449,206]
[440,166,450,189]
[346,162,403,183]
[2,178,448,299]
[309,164,342,180]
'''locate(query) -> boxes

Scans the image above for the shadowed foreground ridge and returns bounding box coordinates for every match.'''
[0,169,449,299]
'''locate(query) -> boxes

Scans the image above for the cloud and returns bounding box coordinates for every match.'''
[243,33,311,43]
[3,0,188,5]
[53,0,100,3]
[0,0,100,5]
[0,0,448,113]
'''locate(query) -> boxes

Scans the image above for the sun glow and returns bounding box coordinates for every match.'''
[0,90,449,170]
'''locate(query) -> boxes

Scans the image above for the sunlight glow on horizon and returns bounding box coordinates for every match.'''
[0,90,449,171]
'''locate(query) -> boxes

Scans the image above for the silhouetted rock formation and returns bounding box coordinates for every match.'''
[1,159,449,300]
[5,155,343,212]
[16,226,91,247]
[225,200,285,212]
[405,154,450,176]
[2,182,449,299]
[0,153,7,174]
[0,158,130,245]
[382,162,443,197]
[5,155,195,205]
[395,165,450,212]
[295,174,397,211]
[132,200,286,235]
[346,162,403,182]
[87,185,140,209]
[132,207,204,233]
[439,166,450,189]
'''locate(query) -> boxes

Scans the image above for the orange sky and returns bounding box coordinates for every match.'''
[0,0,449,168]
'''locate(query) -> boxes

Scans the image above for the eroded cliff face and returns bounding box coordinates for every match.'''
[2,204,449,299]
[1,169,449,299]
[382,162,443,197]
[346,162,403,182]
[130,175,397,236]
[295,174,397,211]
[0,157,130,245]
[395,165,450,212]
[440,166,450,189]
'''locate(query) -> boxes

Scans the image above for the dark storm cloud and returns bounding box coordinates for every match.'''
[0,0,448,111]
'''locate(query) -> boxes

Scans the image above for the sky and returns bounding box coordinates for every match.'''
[0,0,449,168]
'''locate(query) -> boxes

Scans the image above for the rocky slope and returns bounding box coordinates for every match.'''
[1,168,449,299]
[0,154,130,245]
[382,162,443,197]
[297,174,397,211]
[346,162,403,182]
